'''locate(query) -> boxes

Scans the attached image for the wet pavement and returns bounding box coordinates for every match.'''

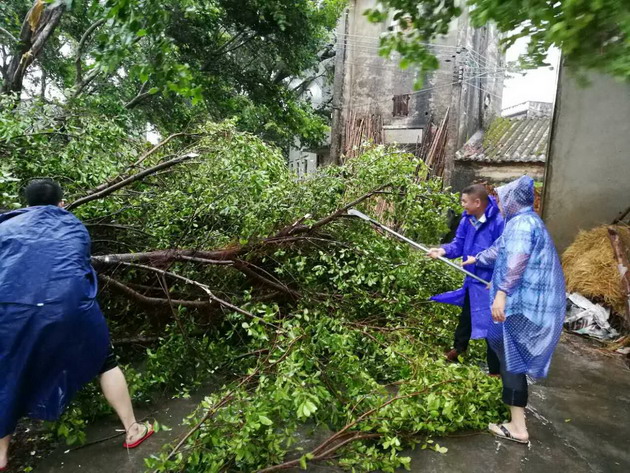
[34,334,630,473]
[400,334,630,473]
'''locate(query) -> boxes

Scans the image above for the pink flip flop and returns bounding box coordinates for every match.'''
[122,423,154,449]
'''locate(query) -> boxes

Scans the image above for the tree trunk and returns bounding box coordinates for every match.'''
[1,1,65,96]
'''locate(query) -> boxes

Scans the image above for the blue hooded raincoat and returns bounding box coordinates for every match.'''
[477,176,565,378]
[0,206,110,437]
[431,196,504,339]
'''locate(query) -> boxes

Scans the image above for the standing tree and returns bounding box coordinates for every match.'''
[0,0,346,148]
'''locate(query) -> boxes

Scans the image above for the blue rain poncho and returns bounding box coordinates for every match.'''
[0,206,110,437]
[476,176,565,378]
[430,196,504,339]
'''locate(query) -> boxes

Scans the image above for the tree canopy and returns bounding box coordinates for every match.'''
[0,0,346,147]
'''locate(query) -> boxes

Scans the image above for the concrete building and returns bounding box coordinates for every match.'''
[542,64,630,252]
[326,0,505,184]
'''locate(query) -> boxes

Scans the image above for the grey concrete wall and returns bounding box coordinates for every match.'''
[453,161,544,192]
[342,0,437,130]
[543,65,630,252]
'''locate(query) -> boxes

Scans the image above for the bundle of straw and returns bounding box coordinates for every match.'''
[562,225,630,315]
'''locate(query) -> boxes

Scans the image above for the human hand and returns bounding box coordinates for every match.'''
[427,248,446,259]
[462,256,476,266]
[492,291,507,322]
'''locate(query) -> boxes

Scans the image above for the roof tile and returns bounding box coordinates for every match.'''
[456,117,550,163]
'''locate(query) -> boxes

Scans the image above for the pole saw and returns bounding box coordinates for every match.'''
[347,208,490,286]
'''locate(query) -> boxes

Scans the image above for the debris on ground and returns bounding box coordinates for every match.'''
[564,292,619,340]
[562,225,630,333]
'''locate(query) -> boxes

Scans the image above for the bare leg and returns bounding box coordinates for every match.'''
[504,406,528,439]
[99,367,149,444]
[490,406,528,441]
[0,434,11,469]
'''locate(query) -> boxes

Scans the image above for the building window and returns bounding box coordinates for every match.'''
[392,94,410,117]
[484,94,491,110]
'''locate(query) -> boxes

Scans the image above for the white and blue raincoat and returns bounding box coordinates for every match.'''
[476,176,565,378]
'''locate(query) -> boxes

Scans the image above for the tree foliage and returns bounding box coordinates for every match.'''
[366,0,630,81]
[0,0,346,147]
[1,2,511,470]
[1,91,505,470]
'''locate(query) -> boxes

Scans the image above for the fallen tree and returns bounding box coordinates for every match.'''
[4,120,504,472]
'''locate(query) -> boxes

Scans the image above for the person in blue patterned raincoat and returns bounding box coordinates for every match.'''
[464,176,565,444]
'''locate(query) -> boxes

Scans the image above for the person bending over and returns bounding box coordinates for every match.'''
[0,179,153,470]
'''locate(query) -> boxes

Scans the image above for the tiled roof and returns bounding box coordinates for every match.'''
[456,117,550,163]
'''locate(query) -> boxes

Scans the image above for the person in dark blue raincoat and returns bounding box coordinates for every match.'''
[465,176,565,444]
[427,184,504,373]
[0,180,152,469]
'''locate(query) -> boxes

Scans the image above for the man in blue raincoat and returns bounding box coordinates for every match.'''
[427,184,504,373]
[465,176,565,444]
[0,180,152,469]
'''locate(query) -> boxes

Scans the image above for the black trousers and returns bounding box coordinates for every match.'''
[99,344,118,374]
[501,371,528,407]
[454,291,501,375]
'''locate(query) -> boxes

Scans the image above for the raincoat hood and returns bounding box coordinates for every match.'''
[497,176,535,220]
[461,195,501,221]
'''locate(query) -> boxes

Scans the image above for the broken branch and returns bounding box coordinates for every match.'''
[118,262,283,331]
[2,1,66,95]
[257,380,453,472]
[99,274,216,311]
[67,152,202,210]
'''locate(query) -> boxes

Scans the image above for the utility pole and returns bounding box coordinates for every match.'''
[328,8,349,166]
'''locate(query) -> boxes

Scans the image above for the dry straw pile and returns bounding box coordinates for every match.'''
[562,225,630,315]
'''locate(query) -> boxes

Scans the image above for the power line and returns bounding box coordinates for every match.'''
[335,39,464,57]
[343,67,506,112]
[335,32,463,50]
[334,33,503,69]
[461,78,504,101]
[335,38,506,74]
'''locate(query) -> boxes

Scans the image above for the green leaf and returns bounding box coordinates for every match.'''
[258,415,273,426]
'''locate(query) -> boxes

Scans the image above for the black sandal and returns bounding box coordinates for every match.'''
[488,423,529,444]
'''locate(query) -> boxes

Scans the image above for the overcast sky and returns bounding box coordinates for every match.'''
[501,37,561,110]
